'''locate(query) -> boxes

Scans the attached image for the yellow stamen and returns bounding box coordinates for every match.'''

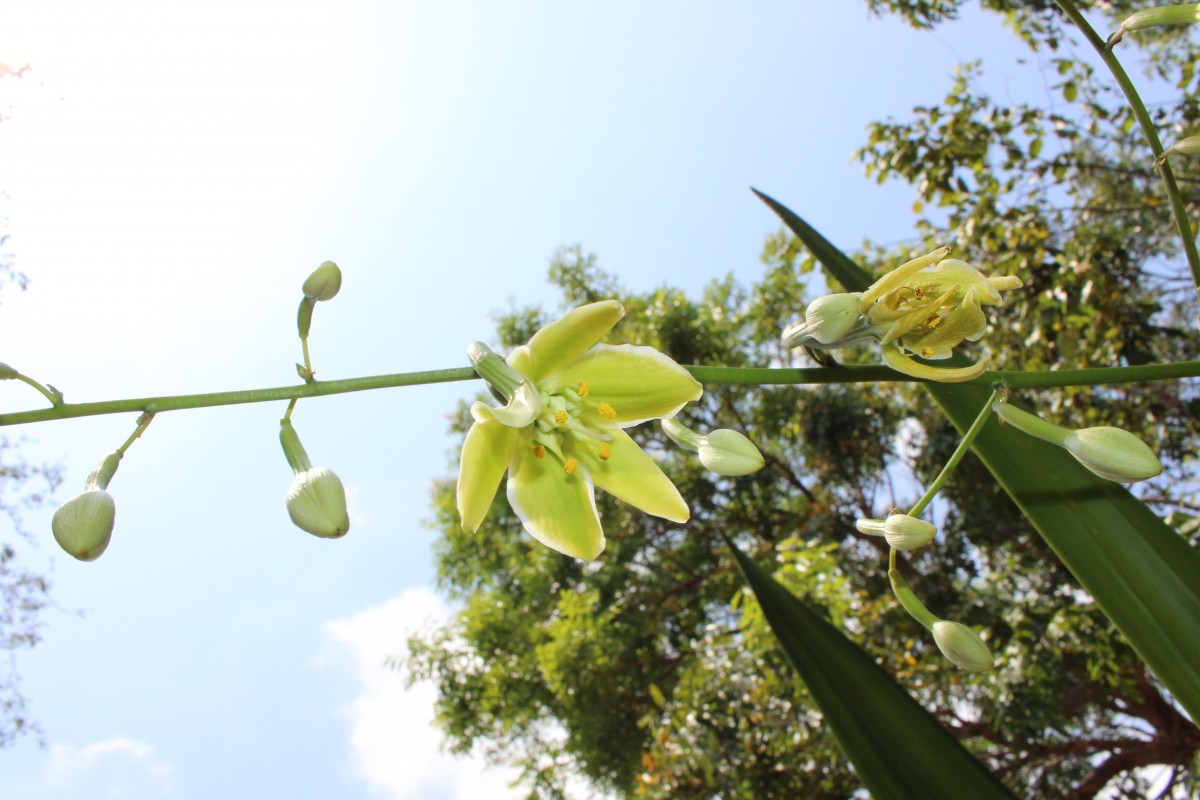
[598,442,612,461]
[577,380,589,398]
[563,458,578,475]
[532,445,546,459]
[554,410,568,425]
[597,402,617,419]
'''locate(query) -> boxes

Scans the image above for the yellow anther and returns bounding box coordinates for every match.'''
[577,380,589,398]
[554,410,569,425]
[598,442,612,461]
[926,314,943,329]
[563,458,579,475]
[532,445,546,459]
[597,402,617,419]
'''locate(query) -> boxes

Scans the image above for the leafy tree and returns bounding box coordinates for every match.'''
[0,63,62,747]
[410,5,1200,798]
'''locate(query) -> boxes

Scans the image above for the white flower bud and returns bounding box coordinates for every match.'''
[1063,427,1163,483]
[51,490,116,561]
[286,467,350,538]
[931,620,994,673]
[856,514,935,551]
[302,260,342,302]
[697,429,766,476]
[797,293,864,345]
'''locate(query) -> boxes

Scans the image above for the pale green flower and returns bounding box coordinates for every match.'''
[458,300,703,560]
[783,247,1020,383]
[862,252,1020,381]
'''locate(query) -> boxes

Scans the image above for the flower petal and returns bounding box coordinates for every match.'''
[570,428,690,523]
[457,418,518,532]
[519,299,625,379]
[901,289,986,358]
[550,344,703,425]
[859,246,952,310]
[507,444,606,560]
[470,380,542,428]
[880,341,990,383]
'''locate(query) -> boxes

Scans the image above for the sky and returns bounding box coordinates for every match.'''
[0,2,1057,798]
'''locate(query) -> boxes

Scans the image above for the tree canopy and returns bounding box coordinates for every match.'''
[410,3,1200,797]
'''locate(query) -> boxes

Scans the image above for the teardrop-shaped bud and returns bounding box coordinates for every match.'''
[302,260,343,302]
[1063,427,1163,483]
[51,490,116,561]
[697,429,765,476]
[789,293,864,346]
[856,514,935,551]
[286,467,350,538]
[931,620,994,673]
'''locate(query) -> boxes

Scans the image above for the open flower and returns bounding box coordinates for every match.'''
[783,247,1021,383]
[457,300,703,560]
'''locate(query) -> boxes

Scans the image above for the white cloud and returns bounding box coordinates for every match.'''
[323,588,523,800]
[46,736,173,795]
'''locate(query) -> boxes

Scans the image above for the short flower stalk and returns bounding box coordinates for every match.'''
[458,300,702,560]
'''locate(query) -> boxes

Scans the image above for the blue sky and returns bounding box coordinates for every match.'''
[0,2,1052,797]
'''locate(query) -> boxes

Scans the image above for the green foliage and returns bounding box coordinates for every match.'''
[411,3,1200,798]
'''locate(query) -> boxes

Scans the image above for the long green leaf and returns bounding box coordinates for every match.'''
[726,538,1016,800]
[755,188,1200,720]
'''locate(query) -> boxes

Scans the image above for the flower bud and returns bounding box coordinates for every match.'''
[0,363,17,379]
[794,293,864,346]
[51,490,116,561]
[856,514,936,551]
[302,260,342,302]
[993,400,1162,483]
[931,620,994,673]
[1160,134,1200,164]
[697,429,765,476]
[286,467,350,538]
[1108,4,1200,47]
[1064,427,1163,483]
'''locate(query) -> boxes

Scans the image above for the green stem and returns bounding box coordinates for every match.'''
[116,411,156,455]
[907,388,999,518]
[1055,0,1200,309]
[300,337,314,382]
[687,360,1200,387]
[3,361,1199,428]
[888,568,939,631]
